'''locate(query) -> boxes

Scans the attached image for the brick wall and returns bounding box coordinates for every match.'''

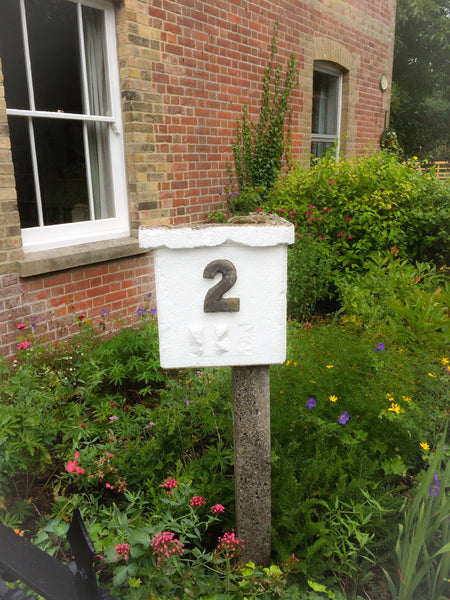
[0,0,397,359]
[0,255,154,358]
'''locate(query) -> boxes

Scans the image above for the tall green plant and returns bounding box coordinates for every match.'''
[384,432,450,600]
[229,24,297,198]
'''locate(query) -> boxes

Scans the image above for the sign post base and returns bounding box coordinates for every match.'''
[232,365,271,566]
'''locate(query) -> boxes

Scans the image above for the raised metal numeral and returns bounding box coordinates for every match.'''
[203,259,240,313]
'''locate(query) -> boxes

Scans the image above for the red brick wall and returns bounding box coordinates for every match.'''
[148,0,396,225]
[0,255,154,358]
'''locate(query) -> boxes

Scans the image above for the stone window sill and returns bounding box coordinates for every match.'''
[17,237,149,278]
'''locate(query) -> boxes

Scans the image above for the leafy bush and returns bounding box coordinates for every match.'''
[335,252,449,345]
[264,151,450,269]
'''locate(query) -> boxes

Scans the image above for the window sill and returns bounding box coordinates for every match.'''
[17,237,149,278]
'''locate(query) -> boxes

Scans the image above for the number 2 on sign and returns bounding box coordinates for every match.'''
[203,259,240,313]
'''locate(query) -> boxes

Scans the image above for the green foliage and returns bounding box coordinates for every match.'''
[1,292,448,598]
[229,24,297,202]
[287,233,336,319]
[270,320,448,592]
[392,0,450,159]
[335,252,449,345]
[264,151,450,271]
[383,433,450,600]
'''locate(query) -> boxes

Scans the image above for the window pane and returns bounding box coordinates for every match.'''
[312,70,338,135]
[311,140,335,162]
[83,5,111,116]
[0,0,29,110]
[7,116,38,228]
[34,118,90,225]
[87,122,115,218]
[26,0,83,113]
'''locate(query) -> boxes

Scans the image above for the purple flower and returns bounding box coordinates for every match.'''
[101,309,109,317]
[137,307,146,316]
[375,343,385,352]
[150,307,157,314]
[147,292,152,298]
[338,411,349,425]
[306,397,316,409]
[429,473,441,497]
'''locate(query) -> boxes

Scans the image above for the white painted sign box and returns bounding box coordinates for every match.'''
[139,215,294,368]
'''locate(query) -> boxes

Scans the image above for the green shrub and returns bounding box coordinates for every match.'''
[264,151,450,269]
[335,252,449,345]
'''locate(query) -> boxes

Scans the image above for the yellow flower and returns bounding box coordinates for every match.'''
[388,403,401,414]
[329,395,338,403]
[413,156,418,160]
[428,373,437,378]
[386,392,393,399]
[402,395,412,403]
[420,442,430,451]
[441,358,449,365]
[286,360,291,365]
[326,365,335,369]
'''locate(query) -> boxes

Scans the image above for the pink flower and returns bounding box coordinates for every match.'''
[190,496,206,507]
[151,532,184,568]
[115,543,130,561]
[328,179,334,184]
[65,452,85,475]
[78,314,85,321]
[17,340,32,350]
[217,530,244,558]
[211,504,225,515]
[162,477,178,496]
[17,323,26,330]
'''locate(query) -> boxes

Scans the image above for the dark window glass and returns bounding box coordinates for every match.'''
[26,0,83,113]
[0,0,29,110]
[7,117,38,227]
[34,118,89,225]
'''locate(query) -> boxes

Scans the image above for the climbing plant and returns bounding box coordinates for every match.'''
[229,24,297,198]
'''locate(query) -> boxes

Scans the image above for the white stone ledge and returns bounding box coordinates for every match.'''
[139,214,295,250]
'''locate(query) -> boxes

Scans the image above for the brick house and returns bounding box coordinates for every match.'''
[0,0,396,359]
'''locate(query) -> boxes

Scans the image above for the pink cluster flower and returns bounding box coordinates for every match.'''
[211,503,225,515]
[217,530,244,558]
[190,495,206,507]
[115,542,130,562]
[65,452,85,475]
[162,477,178,494]
[17,323,26,330]
[151,532,184,568]
[17,340,32,350]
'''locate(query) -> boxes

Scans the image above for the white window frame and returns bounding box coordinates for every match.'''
[5,0,129,253]
[311,61,343,160]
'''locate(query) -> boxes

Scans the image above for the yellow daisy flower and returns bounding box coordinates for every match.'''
[388,403,401,414]
[326,365,335,369]
[441,358,449,365]
[329,395,338,403]
[428,373,437,378]
[420,442,430,451]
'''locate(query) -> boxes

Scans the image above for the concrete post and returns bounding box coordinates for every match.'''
[232,365,271,566]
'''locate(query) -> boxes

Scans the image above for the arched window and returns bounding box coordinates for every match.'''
[311,61,343,160]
